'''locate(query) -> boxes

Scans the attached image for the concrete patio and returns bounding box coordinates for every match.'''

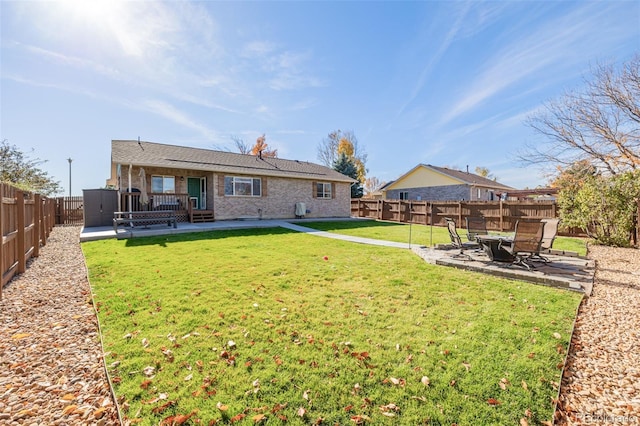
[413,244,594,295]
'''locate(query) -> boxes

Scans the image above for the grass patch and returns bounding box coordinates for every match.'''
[83,228,582,425]
[302,220,588,256]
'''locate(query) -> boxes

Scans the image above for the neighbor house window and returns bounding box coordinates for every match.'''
[151,175,175,193]
[224,176,261,196]
[399,191,409,200]
[316,182,332,199]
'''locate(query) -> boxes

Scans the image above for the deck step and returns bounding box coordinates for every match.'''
[190,210,215,223]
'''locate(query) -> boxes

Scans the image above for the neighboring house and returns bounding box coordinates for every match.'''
[106,140,356,222]
[381,164,513,201]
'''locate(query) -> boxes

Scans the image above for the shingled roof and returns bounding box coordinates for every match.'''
[112,140,356,183]
[424,164,513,189]
[385,164,513,190]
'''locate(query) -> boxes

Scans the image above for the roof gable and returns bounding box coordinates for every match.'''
[111,140,356,183]
[385,164,513,191]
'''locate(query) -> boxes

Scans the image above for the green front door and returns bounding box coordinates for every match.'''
[187,177,201,209]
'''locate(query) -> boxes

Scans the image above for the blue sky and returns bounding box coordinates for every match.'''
[1,0,638,195]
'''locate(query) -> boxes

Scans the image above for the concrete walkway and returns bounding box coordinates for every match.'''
[277,221,411,248]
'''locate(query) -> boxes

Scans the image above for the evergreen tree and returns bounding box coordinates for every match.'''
[333,152,363,198]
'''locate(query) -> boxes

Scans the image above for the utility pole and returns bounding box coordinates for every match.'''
[67,157,72,197]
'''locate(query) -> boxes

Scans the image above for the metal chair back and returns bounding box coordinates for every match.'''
[466,216,488,242]
[540,218,560,250]
[511,220,544,255]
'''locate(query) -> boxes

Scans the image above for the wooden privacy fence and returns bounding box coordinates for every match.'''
[55,196,84,226]
[350,199,577,234]
[1,183,55,300]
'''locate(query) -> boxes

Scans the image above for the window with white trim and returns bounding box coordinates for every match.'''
[399,191,409,200]
[151,175,175,193]
[316,182,332,199]
[224,176,261,196]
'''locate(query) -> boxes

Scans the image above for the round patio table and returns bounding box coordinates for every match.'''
[476,235,516,262]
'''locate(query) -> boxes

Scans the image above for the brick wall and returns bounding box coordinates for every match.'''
[212,174,351,220]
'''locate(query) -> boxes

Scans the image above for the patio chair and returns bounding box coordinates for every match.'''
[530,218,561,262]
[498,220,544,270]
[445,217,472,260]
[466,216,488,242]
[466,216,488,251]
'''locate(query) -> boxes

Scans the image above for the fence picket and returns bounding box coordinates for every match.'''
[0,183,56,299]
[351,199,591,237]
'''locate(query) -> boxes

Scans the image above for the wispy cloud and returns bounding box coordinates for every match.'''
[241,40,278,58]
[439,2,630,125]
[266,51,325,91]
[142,99,221,141]
[397,2,471,115]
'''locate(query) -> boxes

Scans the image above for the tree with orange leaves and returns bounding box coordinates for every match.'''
[250,134,278,158]
[317,130,367,182]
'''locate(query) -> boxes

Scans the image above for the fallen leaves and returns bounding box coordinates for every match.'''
[379,403,400,417]
[385,377,406,387]
[499,377,510,390]
[11,333,31,339]
[62,404,84,415]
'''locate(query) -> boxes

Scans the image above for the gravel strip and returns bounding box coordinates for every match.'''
[0,227,119,426]
[556,245,640,425]
[1,227,639,425]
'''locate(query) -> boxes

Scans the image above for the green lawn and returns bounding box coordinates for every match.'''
[301,220,588,256]
[83,228,582,425]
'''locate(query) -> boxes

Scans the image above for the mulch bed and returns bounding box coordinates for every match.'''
[0,227,119,426]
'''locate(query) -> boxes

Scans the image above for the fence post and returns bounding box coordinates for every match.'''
[499,199,504,232]
[636,200,640,247]
[34,194,41,257]
[0,184,3,301]
[17,191,26,274]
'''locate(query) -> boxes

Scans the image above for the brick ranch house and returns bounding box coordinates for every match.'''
[106,140,356,222]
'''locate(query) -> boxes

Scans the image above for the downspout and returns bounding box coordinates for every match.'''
[128,164,132,224]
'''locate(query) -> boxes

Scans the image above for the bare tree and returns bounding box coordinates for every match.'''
[519,55,640,176]
[231,135,251,155]
[317,129,367,169]
[317,129,368,183]
[364,176,385,197]
[474,166,495,179]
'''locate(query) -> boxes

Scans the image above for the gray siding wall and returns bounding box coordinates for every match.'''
[386,185,471,201]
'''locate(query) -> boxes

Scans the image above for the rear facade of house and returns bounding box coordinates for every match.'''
[106,140,355,222]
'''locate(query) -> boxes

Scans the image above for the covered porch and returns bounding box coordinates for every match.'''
[118,191,214,223]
